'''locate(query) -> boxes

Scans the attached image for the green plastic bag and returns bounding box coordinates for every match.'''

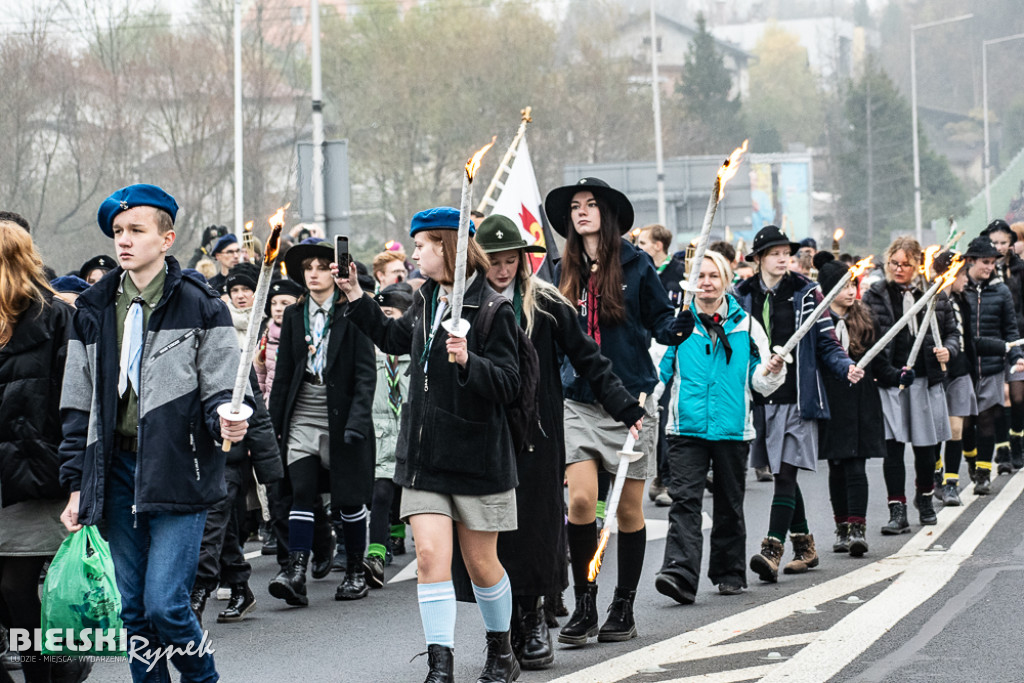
[40,526,126,657]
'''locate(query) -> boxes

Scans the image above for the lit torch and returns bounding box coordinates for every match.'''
[831,228,844,258]
[242,220,256,262]
[680,140,749,314]
[588,393,647,582]
[443,137,496,362]
[858,255,964,371]
[218,205,287,451]
[764,256,874,374]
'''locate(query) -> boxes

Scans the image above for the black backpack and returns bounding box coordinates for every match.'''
[474,288,543,455]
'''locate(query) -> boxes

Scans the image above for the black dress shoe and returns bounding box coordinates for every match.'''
[421,644,454,683]
[655,573,696,605]
[364,554,385,589]
[598,587,638,642]
[217,584,256,623]
[477,630,520,683]
[558,584,598,645]
[335,561,369,600]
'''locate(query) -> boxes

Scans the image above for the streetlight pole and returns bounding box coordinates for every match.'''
[310,0,327,237]
[910,13,972,242]
[982,32,1024,223]
[233,0,243,236]
[649,0,666,226]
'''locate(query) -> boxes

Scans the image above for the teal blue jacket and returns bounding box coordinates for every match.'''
[658,294,785,441]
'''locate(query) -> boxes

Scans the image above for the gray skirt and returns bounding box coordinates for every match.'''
[1006,359,1024,383]
[878,379,951,446]
[286,381,330,467]
[564,395,657,480]
[750,403,818,473]
[975,373,1006,413]
[944,374,978,418]
[399,486,517,532]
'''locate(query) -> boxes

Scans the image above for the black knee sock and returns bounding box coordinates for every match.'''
[338,505,368,565]
[616,527,647,591]
[912,445,936,495]
[944,440,963,483]
[845,459,869,521]
[996,407,1011,453]
[883,440,907,503]
[567,521,597,589]
[978,433,996,469]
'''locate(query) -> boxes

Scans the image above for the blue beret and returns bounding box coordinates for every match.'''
[97,184,178,238]
[409,207,475,237]
[211,233,239,255]
[50,275,90,294]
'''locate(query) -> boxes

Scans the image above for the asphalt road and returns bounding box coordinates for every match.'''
[19,457,1024,683]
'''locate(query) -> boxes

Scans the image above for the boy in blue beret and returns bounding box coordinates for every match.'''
[209,233,242,293]
[59,183,250,682]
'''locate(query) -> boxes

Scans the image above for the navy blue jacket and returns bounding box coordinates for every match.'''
[59,257,246,525]
[734,271,851,420]
[554,239,685,403]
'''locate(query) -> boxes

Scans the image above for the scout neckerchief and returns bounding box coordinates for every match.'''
[500,280,524,325]
[304,291,338,378]
[898,284,918,336]
[385,354,402,416]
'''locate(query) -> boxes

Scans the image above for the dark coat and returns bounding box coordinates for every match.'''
[817,309,885,461]
[225,369,284,486]
[962,274,1023,378]
[0,292,73,507]
[860,280,960,388]
[945,290,1009,381]
[734,271,852,419]
[554,240,685,403]
[996,253,1024,334]
[269,295,377,506]
[345,275,520,495]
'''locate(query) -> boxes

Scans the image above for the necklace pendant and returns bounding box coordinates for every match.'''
[591,263,599,273]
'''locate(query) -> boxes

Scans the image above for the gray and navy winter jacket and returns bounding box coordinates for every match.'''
[59,256,247,525]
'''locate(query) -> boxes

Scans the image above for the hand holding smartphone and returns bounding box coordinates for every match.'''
[335,235,352,272]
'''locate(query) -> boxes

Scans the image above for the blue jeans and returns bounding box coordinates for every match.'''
[103,449,218,683]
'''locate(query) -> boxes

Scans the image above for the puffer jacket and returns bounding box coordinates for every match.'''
[255,319,282,403]
[997,253,1024,334]
[963,274,1023,377]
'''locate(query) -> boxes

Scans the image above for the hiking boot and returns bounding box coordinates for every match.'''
[832,522,850,553]
[217,583,256,623]
[335,561,369,600]
[517,597,553,670]
[598,587,637,642]
[421,644,454,683]
[966,455,978,482]
[847,523,869,557]
[880,502,910,535]
[477,630,520,682]
[941,482,962,506]
[364,554,385,589]
[755,466,774,482]
[648,477,666,502]
[975,472,992,495]
[268,550,310,606]
[914,493,937,526]
[189,583,211,626]
[558,584,598,645]
[750,537,784,583]
[783,533,819,574]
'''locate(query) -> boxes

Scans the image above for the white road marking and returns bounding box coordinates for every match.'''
[658,664,780,683]
[244,550,261,560]
[678,632,821,660]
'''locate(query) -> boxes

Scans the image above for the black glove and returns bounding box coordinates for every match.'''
[670,309,695,340]
[343,429,364,445]
[898,367,916,387]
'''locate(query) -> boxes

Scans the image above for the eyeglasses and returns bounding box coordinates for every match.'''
[220,248,241,256]
[888,261,914,271]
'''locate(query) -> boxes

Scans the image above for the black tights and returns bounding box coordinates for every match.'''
[965,404,1001,464]
[827,459,868,523]
[0,556,49,683]
[370,479,398,547]
[884,440,938,500]
[1010,381,1024,432]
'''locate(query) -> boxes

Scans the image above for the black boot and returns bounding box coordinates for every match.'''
[335,560,369,600]
[832,523,850,553]
[914,493,937,526]
[331,524,348,572]
[557,584,598,645]
[190,583,211,627]
[311,527,337,580]
[518,597,553,670]
[477,630,520,683]
[880,502,910,535]
[260,529,278,556]
[1012,433,1024,470]
[268,550,310,606]
[421,644,454,683]
[847,523,869,557]
[598,587,637,642]
[217,583,256,622]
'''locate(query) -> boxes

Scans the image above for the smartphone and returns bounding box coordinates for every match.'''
[335,235,351,272]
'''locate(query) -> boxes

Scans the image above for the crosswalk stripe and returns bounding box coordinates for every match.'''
[658,663,780,683]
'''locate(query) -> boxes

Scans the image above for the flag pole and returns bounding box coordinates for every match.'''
[476,106,533,213]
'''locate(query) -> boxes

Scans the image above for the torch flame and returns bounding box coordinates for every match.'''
[280,261,288,277]
[244,220,254,233]
[267,203,290,229]
[465,136,497,182]
[833,228,845,242]
[937,256,965,292]
[265,225,282,263]
[922,245,940,279]
[717,139,749,200]
[850,255,875,279]
[587,529,611,582]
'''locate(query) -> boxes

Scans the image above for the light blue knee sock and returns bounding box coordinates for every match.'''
[417,581,456,648]
[471,571,512,633]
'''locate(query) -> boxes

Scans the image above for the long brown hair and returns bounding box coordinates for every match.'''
[558,195,626,324]
[422,229,490,287]
[844,299,875,360]
[0,221,53,346]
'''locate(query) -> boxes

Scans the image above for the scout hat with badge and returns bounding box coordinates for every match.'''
[474,214,546,255]
[744,225,801,262]
[374,282,414,313]
[97,183,178,238]
[79,254,117,281]
[283,237,334,286]
[543,177,635,238]
[264,278,305,316]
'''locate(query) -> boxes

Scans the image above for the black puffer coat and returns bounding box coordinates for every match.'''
[0,292,73,507]
[962,275,1023,377]
[997,253,1024,334]
[861,280,959,388]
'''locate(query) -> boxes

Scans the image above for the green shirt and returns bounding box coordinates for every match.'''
[115,266,167,438]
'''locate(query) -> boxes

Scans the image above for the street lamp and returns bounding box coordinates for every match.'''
[649,0,666,226]
[983,32,1024,222]
[910,13,972,241]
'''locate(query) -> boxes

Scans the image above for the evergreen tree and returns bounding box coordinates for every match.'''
[676,12,744,154]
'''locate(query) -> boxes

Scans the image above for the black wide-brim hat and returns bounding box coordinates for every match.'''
[283,238,334,286]
[745,225,801,262]
[79,254,117,280]
[964,236,1000,259]
[544,177,634,238]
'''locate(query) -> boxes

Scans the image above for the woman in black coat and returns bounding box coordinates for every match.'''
[462,215,644,670]
[0,219,88,683]
[336,207,522,683]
